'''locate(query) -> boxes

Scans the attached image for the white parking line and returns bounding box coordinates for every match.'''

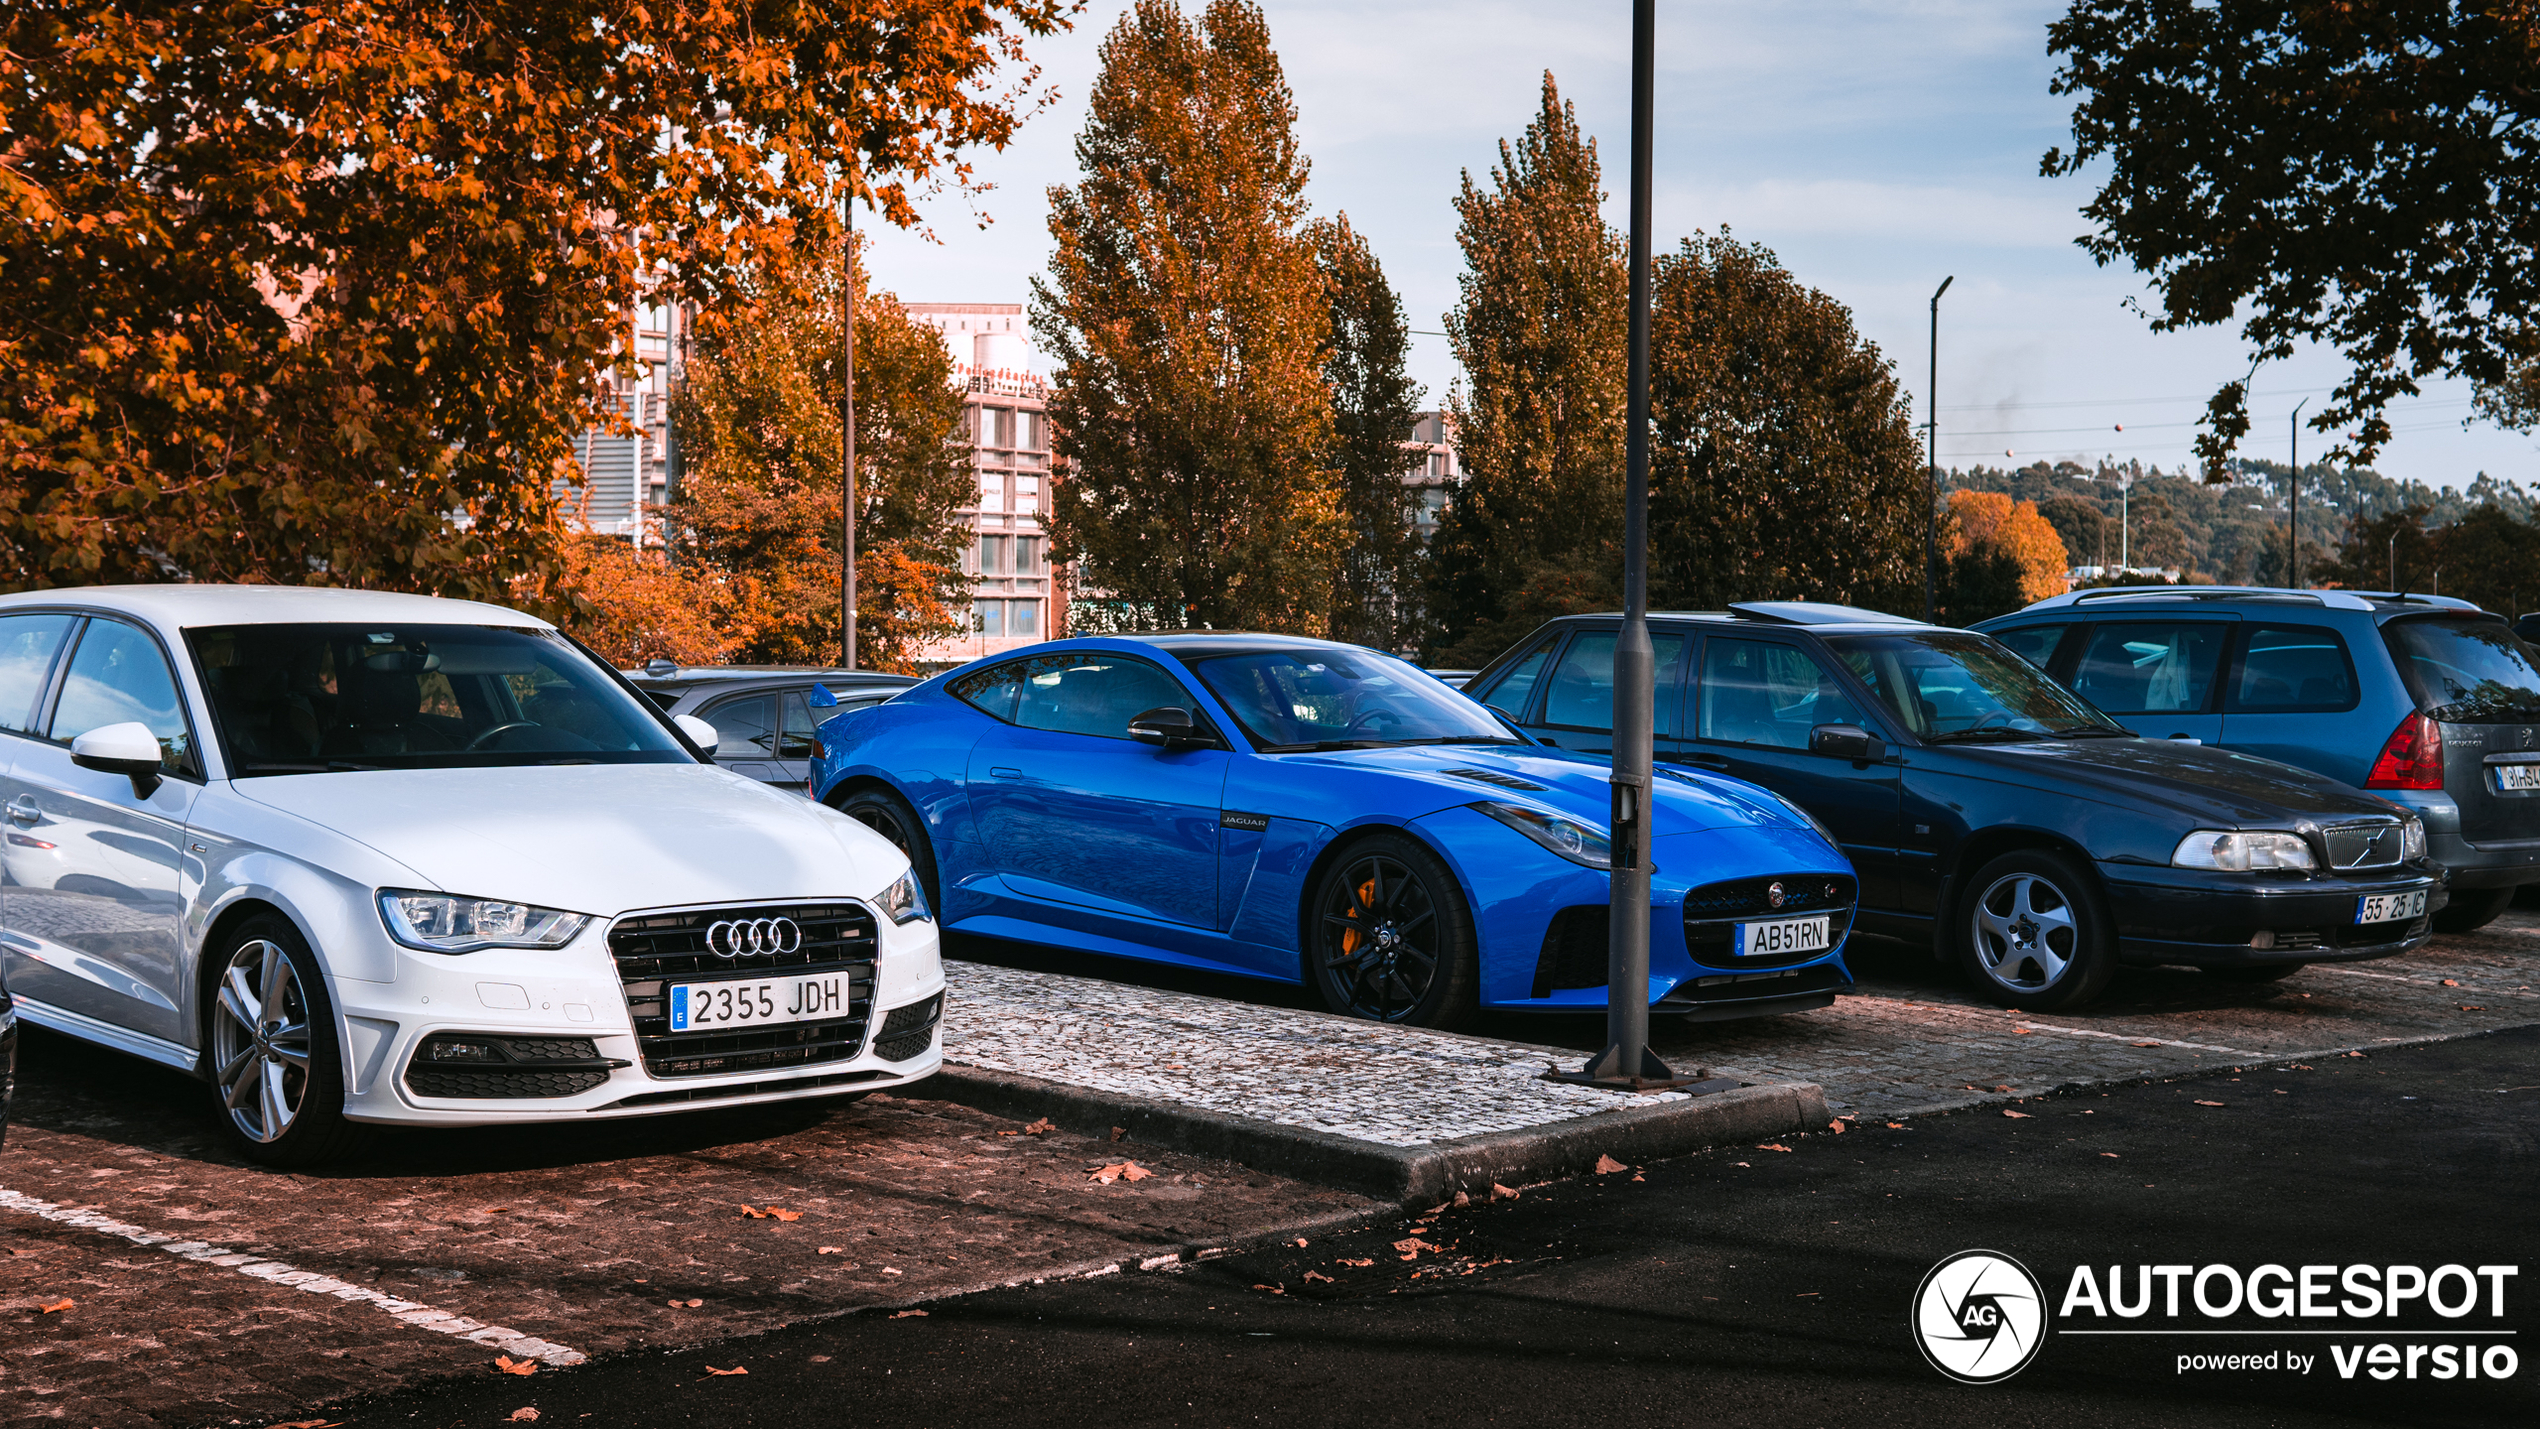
[0,1187,586,1366]
[1850,995,2262,1056]
[2311,965,2540,998]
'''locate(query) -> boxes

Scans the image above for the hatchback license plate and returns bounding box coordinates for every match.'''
[1736,914,1832,957]
[2499,763,2540,792]
[669,975,847,1031]
[2354,890,2427,925]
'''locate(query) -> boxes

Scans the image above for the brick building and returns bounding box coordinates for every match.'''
[903,303,1061,666]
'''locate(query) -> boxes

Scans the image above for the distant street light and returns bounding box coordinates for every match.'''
[2288,397,2309,590]
[1924,275,1953,623]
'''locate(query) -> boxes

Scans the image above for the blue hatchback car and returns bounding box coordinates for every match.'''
[807,634,1856,1028]
[1977,588,2540,932]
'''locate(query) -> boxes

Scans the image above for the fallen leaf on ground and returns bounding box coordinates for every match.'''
[818,1247,845,1255]
[1885,1122,1905,1129]
[1293,1237,1308,1247]
[1086,1160,1155,1185]
[1109,1126,1126,1142]
[2442,978,2460,987]
[2013,1028,2034,1036]
[1302,1270,1333,1283]
[1338,1257,1374,1267]
[493,1355,537,1377]
[1735,1161,1751,1167]
[892,1310,928,1319]
[1393,1238,1438,1261]
[1992,1084,2016,1092]
[1826,1120,1846,1134]
[2461,1005,2487,1012]
[1252,1283,1285,1295]
[509,1410,541,1423]
[1593,1154,1628,1174]
[738,1206,803,1221]
[1491,1183,1520,1201]
[668,1298,704,1308]
[2101,1152,2119,1158]
[1023,1117,1053,1135]
[2194,1100,2226,1107]
[5,1248,36,1258]
[881,1268,902,1276]
[2342,1051,2367,1058]
[703,1365,748,1377]
[2002,1111,2032,1120]
[36,1298,71,1314]
[1757,1142,1794,1152]
[1452,1190,1470,1207]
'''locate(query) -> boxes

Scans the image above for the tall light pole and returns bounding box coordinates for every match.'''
[840,177,860,670]
[2288,397,2308,590]
[1924,276,1953,622]
[1552,0,1679,1091]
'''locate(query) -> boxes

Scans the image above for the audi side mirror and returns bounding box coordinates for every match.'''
[1808,723,1886,763]
[808,683,840,709]
[1127,706,1211,750]
[673,714,720,756]
[71,722,165,798]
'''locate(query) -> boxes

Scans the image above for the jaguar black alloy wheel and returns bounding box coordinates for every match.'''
[206,914,365,1167]
[1305,834,1477,1029]
[837,786,941,911]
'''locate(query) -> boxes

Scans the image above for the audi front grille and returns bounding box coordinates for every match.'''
[608,902,879,1078]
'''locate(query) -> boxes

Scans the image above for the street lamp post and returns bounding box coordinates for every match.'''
[1550,0,1682,1092]
[2389,529,2400,591]
[1924,276,1953,623]
[2288,398,2308,590]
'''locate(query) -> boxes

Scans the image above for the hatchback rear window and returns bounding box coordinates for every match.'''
[2386,618,2540,723]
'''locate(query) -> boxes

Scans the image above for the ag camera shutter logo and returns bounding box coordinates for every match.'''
[1914,1250,2049,1383]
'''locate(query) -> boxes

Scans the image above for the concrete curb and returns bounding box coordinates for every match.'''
[922,1062,1831,1205]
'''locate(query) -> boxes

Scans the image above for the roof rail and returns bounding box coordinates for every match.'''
[1726,600,1925,626]
[2338,591,2484,612]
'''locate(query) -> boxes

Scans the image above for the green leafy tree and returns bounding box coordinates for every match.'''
[2043,1,2540,472]
[1645,232,1925,615]
[1311,214,1425,650]
[1031,0,1342,633]
[0,0,1068,601]
[1425,74,1628,665]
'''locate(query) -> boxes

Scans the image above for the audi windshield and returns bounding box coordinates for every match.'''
[188,624,691,775]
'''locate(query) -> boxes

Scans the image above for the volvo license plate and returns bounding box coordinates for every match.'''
[668,974,848,1031]
[1735,914,1832,957]
[2354,890,2427,925]
[2498,763,2540,792]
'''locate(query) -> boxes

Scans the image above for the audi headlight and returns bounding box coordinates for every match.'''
[2401,817,2426,861]
[878,867,931,925]
[2170,831,2317,872]
[378,891,591,954]
[1473,802,1611,869]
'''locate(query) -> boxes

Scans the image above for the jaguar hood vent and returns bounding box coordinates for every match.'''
[1446,766,1548,792]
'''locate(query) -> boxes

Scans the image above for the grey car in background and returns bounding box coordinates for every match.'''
[625,664,915,793]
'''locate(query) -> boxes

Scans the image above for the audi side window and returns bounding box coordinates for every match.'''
[49,618,199,775]
[0,612,74,735]
[2230,625,2358,713]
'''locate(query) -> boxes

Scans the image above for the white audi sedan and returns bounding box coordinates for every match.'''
[0,586,944,1166]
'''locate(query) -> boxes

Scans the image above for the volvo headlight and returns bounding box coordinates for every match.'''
[1473,802,1611,869]
[2170,831,2317,872]
[878,867,931,925]
[378,890,591,953]
[2401,817,2426,861]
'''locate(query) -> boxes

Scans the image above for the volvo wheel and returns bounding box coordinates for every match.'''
[1305,834,1478,1029]
[1955,850,2117,1012]
[207,915,365,1168]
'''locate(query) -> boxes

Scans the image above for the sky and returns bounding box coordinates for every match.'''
[860,0,2538,492]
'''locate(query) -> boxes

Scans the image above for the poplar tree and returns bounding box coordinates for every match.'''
[1312,214,1426,651]
[1425,75,1628,665]
[1646,232,1925,615]
[1032,0,1342,632]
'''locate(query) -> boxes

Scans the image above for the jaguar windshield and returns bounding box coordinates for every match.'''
[1190,649,1520,752]
[188,624,692,775]
[1832,632,2124,742]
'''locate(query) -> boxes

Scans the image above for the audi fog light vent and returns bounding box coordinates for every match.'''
[378,891,591,953]
[2170,831,2317,872]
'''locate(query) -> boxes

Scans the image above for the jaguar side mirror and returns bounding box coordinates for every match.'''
[71,722,166,798]
[808,683,840,709]
[673,714,720,756]
[1808,722,1886,763]
[1127,706,1211,750]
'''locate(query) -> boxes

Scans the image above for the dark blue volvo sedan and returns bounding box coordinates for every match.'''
[1464,604,2448,1011]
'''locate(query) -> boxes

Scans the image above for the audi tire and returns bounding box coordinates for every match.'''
[206,914,369,1169]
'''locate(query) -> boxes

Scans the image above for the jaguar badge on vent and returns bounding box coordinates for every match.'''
[1768,881,1786,909]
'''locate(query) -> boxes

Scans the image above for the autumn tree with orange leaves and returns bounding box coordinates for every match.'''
[1939,489,2071,623]
[0,0,1071,609]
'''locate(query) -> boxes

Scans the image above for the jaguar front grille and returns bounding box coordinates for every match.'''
[1683,872,1857,971]
[609,902,879,1078]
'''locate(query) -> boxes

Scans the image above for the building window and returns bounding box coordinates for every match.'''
[1021,411,1044,452]
[975,599,1005,637]
[1015,536,1043,575]
[1009,600,1041,638]
[979,534,1009,575]
[984,407,1014,449]
[979,472,1005,507]
[1015,475,1041,502]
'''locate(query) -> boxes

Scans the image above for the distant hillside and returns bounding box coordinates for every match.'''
[1942,460,2537,586]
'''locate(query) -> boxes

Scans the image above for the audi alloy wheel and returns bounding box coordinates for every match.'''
[206,914,366,1167]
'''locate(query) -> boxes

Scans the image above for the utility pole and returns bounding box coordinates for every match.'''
[1550,0,1682,1093]
[841,177,860,670]
[1924,276,1953,623]
[2288,398,2308,589]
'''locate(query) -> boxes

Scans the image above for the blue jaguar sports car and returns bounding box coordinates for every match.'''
[807,634,1857,1027]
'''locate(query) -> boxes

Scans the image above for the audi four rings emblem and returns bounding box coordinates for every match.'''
[706,917,803,957]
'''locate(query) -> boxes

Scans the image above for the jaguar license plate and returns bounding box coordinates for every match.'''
[2498,763,2540,792]
[1736,914,1832,957]
[2354,890,2428,925]
[668,974,848,1031]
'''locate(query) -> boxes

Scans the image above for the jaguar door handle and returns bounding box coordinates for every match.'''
[4,796,37,827]
[989,767,1024,781]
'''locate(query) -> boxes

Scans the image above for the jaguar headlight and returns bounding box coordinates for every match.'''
[1776,793,1840,851]
[1473,802,1611,869]
[378,890,591,954]
[878,867,931,925]
[2170,830,2317,872]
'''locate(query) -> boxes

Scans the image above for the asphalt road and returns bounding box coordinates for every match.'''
[351,1027,2540,1429]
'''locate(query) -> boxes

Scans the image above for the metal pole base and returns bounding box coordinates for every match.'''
[1543,1042,1698,1093]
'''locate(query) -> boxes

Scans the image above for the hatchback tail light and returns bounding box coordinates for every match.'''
[2364,712,2444,790]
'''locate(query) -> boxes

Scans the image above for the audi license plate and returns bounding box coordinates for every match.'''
[2498,763,2540,792]
[2354,890,2428,925]
[668,975,848,1031]
[1735,914,1832,957]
